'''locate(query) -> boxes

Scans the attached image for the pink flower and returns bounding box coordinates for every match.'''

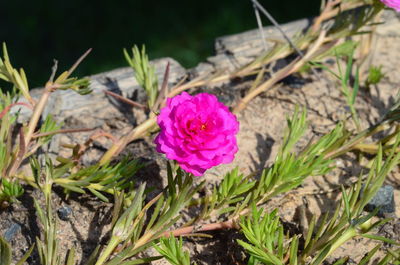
[155,92,239,176]
[381,0,400,11]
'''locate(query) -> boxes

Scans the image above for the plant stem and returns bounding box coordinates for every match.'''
[24,84,54,146]
[6,84,55,178]
[325,124,385,159]
[95,235,121,265]
[324,227,357,261]
[104,90,147,110]
[32,128,94,138]
[15,174,116,195]
[353,143,400,154]
[161,219,237,238]
[233,30,326,113]
[131,232,155,252]
[99,117,157,165]
[0,102,33,119]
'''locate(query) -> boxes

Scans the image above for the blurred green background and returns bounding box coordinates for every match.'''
[1,0,320,87]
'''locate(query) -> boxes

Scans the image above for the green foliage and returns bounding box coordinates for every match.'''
[236,138,400,265]
[336,45,361,130]
[0,179,24,202]
[300,141,400,265]
[37,115,62,145]
[0,43,92,205]
[202,100,400,265]
[200,167,255,219]
[15,244,35,265]
[381,248,400,265]
[193,108,345,224]
[328,2,384,39]
[124,45,158,108]
[238,207,298,265]
[280,106,308,157]
[251,108,343,204]
[366,65,385,87]
[0,2,398,264]
[34,196,63,265]
[154,235,192,265]
[0,236,11,265]
[312,46,362,130]
[313,40,359,63]
[0,88,18,175]
[18,156,73,265]
[29,156,143,202]
[0,236,34,265]
[0,43,32,102]
[95,166,204,265]
[33,166,76,265]
[58,76,92,95]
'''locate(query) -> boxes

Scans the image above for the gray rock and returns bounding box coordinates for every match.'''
[4,222,21,242]
[215,18,310,63]
[57,206,73,221]
[365,185,395,217]
[13,57,187,124]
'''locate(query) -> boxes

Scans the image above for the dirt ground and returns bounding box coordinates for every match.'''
[1,12,400,265]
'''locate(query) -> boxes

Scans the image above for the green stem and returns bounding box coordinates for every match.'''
[326,227,357,258]
[15,174,117,196]
[95,235,121,265]
[349,104,361,132]
[325,124,385,159]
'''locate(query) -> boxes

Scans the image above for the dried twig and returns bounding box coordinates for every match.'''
[104,90,147,110]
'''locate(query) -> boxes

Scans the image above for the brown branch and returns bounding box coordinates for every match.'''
[312,0,342,32]
[32,128,95,138]
[6,128,26,178]
[67,48,92,78]
[161,219,239,238]
[115,218,240,254]
[24,128,98,159]
[152,61,170,112]
[104,90,147,110]
[99,117,157,165]
[88,131,117,143]
[72,130,118,162]
[48,59,58,83]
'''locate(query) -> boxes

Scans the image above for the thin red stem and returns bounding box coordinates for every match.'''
[0,102,33,119]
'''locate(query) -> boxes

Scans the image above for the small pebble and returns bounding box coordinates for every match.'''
[57,206,73,221]
[4,222,21,242]
[325,58,336,65]
[282,75,308,89]
[217,93,236,106]
[365,185,395,217]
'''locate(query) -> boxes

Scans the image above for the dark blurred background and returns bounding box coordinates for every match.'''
[1,0,320,87]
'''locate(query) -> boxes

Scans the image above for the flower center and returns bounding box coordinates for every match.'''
[200,124,206,130]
